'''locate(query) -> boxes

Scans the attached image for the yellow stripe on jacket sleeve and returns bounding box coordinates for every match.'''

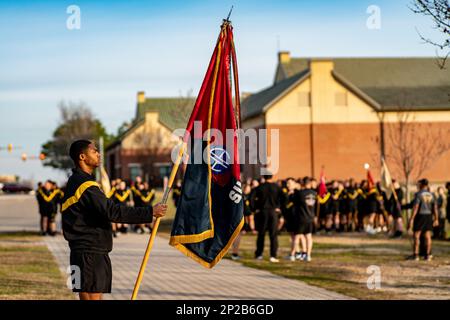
[61,181,100,212]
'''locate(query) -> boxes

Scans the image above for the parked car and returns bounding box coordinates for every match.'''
[1,183,33,194]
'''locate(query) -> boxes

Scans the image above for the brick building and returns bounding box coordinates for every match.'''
[241,52,450,182]
[105,92,194,185]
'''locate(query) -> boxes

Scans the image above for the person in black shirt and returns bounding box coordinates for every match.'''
[317,186,332,233]
[133,181,155,234]
[284,177,300,261]
[62,140,167,300]
[172,179,182,208]
[231,183,256,260]
[446,182,450,226]
[356,180,368,232]
[252,173,284,263]
[293,177,317,262]
[37,180,61,236]
[343,179,358,232]
[330,180,342,231]
[365,183,379,234]
[35,182,45,235]
[112,180,132,234]
[434,186,447,240]
[388,180,404,238]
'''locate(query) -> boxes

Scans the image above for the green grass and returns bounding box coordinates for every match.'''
[0,233,74,300]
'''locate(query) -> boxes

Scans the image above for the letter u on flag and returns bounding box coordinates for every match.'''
[169,21,244,268]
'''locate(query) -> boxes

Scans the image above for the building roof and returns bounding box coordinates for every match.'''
[243,57,450,120]
[280,57,450,110]
[135,97,195,131]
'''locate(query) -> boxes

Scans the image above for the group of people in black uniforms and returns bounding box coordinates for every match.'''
[229,174,450,263]
[35,180,64,236]
[107,176,157,236]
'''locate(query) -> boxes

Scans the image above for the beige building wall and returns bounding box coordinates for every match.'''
[122,112,177,151]
[265,78,312,124]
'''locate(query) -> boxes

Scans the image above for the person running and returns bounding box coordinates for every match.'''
[252,173,284,263]
[292,177,317,262]
[407,179,439,261]
[62,140,167,300]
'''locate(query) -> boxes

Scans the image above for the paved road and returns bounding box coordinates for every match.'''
[0,195,351,300]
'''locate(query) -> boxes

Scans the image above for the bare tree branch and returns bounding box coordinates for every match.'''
[411,0,450,69]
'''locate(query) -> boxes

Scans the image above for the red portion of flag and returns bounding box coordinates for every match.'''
[182,23,240,187]
[318,170,327,198]
[367,169,375,190]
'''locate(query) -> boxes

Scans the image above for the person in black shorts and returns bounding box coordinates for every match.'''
[317,185,332,233]
[293,177,317,262]
[343,179,358,232]
[388,180,404,238]
[231,183,256,260]
[365,183,379,234]
[252,173,284,263]
[62,140,167,300]
[407,179,439,261]
[284,177,300,261]
[37,180,61,236]
[330,180,342,231]
[356,180,367,232]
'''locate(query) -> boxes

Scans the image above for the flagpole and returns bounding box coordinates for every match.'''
[131,142,186,300]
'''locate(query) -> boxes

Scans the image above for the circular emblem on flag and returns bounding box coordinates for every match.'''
[209,146,230,174]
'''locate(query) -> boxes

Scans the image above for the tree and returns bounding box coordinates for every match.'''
[41,101,113,174]
[411,0,450,69]
[385,110,450,205]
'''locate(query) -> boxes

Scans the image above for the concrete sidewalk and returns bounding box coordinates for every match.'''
[46,233,351,300]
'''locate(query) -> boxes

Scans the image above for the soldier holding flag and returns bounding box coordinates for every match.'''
[61,140,167,300]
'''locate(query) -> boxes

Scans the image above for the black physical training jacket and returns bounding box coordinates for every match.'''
[62,168,154,253]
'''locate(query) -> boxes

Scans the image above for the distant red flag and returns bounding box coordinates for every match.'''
[367,168,375,190]
[318,170,327,198]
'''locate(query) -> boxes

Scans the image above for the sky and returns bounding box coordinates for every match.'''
[0,0,443,184]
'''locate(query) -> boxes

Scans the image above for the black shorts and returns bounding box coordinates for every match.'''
[69,251,112,293]
[40,212,56,221]
[413,215,433,233]
[366,201,378,214]
[294,220,314,235]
